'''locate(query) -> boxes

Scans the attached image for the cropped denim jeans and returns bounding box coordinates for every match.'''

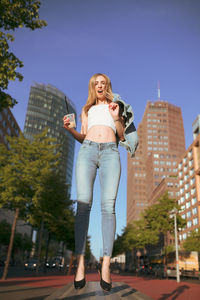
[75,140,121,257]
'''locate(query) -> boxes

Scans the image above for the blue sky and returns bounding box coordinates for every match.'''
[7,0,200,259]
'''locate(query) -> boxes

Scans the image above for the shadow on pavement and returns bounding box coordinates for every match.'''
[49,284,137,300]
[158,284,190,300]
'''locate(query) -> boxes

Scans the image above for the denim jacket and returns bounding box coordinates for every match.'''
[113,94,139,157]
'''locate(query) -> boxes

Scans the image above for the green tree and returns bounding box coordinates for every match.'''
[118,193,186,256]
[0,129,60,279]
[183,229,200,252]
[0,219,11,246]
[49,203,75,275]
[112,231,127,257]
[143,193,185,235]
[28,171,72,272]
[0,0,47,110]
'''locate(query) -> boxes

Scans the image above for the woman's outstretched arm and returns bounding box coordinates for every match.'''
[63,109,87,143]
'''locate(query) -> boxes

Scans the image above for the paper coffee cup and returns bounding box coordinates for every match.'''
[65,113,76,128]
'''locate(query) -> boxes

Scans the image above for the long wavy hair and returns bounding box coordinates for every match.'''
[83,73,113,115]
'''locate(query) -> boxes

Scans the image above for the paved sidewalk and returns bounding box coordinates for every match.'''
[0,272,200,299]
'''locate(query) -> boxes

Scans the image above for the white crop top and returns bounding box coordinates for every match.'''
[87,104,116,133]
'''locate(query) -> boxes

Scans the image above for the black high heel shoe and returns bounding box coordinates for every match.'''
[99,266,112,292]
[74,273,86,289]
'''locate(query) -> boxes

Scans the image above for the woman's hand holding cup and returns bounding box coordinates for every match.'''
[63,113,76,129]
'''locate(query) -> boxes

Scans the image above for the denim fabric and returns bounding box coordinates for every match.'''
[113,93,139,157]
[75,140,121,257]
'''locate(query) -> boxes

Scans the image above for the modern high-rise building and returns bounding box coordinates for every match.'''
[24,83,77,190]
[127,100,186,224]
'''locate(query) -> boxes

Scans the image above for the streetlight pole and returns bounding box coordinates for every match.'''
[173,208,180,283]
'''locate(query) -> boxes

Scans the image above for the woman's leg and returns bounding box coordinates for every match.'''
[99,145,121,282]
[75,143,98,280]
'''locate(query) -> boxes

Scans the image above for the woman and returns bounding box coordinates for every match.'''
[63,73,125,291]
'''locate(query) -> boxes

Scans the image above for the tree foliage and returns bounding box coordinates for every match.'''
[0,129,60,279]
[114,193,186,253]
[183,229,200,252]
[49,206,75,252]
[0,0,47,110]
[0,219,11,245]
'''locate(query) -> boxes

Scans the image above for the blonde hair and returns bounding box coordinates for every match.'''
[83,73,113,115]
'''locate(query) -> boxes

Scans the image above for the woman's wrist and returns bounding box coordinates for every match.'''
[114,118,120,122]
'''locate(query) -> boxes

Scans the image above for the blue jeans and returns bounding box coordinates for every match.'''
[75,140,121,257]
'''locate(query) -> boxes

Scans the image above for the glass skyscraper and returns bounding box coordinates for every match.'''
[24,83,76,191]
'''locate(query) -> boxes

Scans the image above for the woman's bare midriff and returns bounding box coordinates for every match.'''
[85,125,116,143]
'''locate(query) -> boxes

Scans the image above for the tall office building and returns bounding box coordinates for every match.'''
[24,83,76,190]
[127,100,186,224]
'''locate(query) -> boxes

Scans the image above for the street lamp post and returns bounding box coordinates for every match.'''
[171,208,180,283]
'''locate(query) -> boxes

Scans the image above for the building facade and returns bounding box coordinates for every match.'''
[0,107,20,147]
[177,133,200,243]
[24,83,76,190]
[127,100,186,224]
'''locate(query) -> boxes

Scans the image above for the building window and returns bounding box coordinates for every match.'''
[186,211,191,218]
[154,154,159,158]
[187,220,192,228]
[193,218,198,226]
[180,197,185,203]
[190,177,195,186]
[192,197,197,205]
[192,207,197,215]
[179,171,183,178]
[189,159,193,167]
[179,180,183,186]
[185,183,189,190]
[183,233,187,240]
[181,205,185,211]
[188,150,192,157]
[182,214,186,219]
[190,168,194,176]
[191,188,196,195]
[185,192,190,199]
[186,201,191,209]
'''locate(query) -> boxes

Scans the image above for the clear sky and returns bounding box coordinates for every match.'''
[7,0,200,260]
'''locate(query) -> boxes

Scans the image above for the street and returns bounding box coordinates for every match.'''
[0,267,200,299]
